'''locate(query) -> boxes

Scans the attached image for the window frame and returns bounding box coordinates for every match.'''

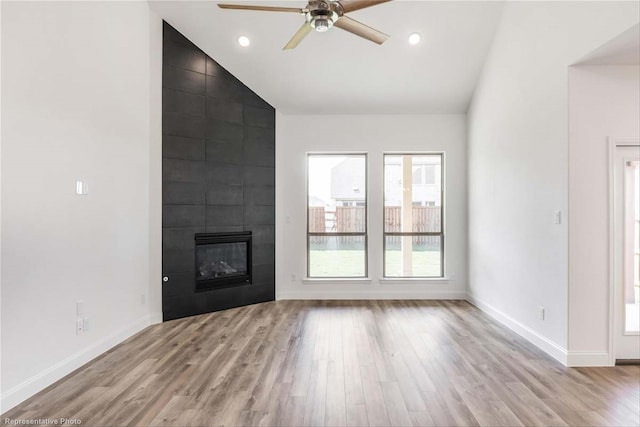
[306,152,369,278]
[382,152,445,279]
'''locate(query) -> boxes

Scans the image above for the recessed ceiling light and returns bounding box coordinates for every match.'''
[238,36,250,47]
[408,33,421,45]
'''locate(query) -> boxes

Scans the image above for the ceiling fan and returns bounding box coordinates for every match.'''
[218,0,391,49]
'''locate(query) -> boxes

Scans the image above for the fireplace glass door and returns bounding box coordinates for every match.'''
[195,232,252,290]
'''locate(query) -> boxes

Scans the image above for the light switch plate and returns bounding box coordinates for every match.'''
[554,210,562,225]
[76,180,89,195]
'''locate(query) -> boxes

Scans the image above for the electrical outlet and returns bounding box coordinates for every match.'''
[539,307,545,320]
[76,318,84,335]
[291,274,296,282]
[141,293,146,305]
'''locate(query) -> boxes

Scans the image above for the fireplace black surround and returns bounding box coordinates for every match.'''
[195,232,252,290]
[161,22,275,321]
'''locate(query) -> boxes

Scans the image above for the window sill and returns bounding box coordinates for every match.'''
[301,277,450,284]
[303,277,372,284]
[379,277,450,284]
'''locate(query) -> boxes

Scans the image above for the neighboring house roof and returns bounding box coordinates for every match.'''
[331,158,366,201]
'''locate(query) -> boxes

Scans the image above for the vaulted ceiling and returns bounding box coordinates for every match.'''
[577,23,640,65]
[150,1,504,114]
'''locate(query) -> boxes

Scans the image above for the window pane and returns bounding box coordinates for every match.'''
[308,155,366,233]
[309,236,366,277]
[384,155,441,233]
[384,236,442,277]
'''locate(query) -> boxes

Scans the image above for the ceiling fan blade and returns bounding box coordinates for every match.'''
[283,22,313,50]
[218,4,304,13]
[339,0,391,13]
[334,15,388,44]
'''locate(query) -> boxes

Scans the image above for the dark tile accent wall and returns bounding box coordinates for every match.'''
[162,22,275,321]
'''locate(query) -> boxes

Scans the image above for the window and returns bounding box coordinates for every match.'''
[307,154,367,277]
[383,154,443,277]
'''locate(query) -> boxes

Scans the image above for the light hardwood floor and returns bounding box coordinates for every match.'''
[2,300,639,427]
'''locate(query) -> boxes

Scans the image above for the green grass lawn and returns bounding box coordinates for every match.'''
[309,250,441,277]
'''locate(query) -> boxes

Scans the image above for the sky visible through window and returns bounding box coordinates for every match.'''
[308,156,345,207]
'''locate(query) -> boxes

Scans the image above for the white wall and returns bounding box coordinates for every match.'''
[0,0,3,403]
[467,1,639,364]
[568,65,640,363]
[275,114,467,299]
[148,7,164,324]
[1,1,162,411]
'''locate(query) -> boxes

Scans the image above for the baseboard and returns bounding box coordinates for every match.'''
[0,314,156,413]
[566,352,611,367]
[149,312,163,324]
[277,290,468,300]
[466,293,568,366]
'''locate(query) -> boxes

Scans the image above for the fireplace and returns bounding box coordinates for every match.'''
[195,232,252,290]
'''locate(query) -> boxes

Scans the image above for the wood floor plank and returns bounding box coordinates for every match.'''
[409,410,436,427]
[389,353,428,411]
[419,389,461,427]
[360,365,392,427]
[346,404,369,427]
[343,307,366,407]
[380,381,413,427]
[2,300,638,427]
[302,359,328,427]
[325,320,347,427]
[290,308,318,398]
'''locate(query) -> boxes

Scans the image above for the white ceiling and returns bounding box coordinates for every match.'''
[577,23,640,65]
[150,1,504,114]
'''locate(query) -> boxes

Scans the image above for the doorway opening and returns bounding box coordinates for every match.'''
[610,140,640,365]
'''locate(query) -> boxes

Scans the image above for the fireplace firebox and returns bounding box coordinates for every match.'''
[195,232,252,290]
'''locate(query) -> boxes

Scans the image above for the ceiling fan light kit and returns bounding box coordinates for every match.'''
[314,20,330,32]
[307,1,338,32]
[218,0,391,49]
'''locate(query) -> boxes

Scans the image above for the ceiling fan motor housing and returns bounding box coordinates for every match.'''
[306,0,340,32]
